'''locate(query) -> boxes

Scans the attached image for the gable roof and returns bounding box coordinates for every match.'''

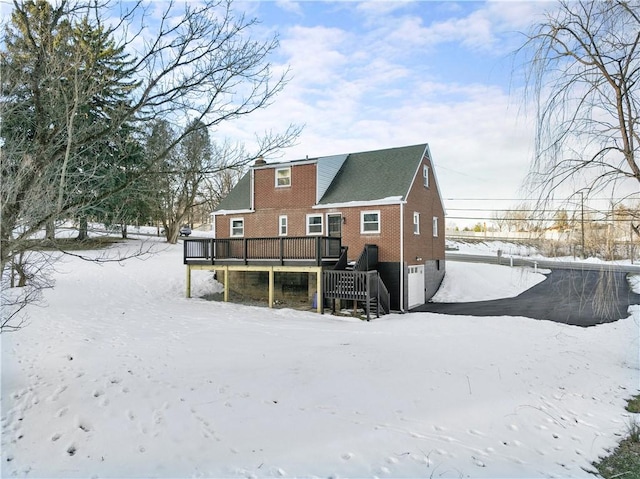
[214,170,252,213]
[213,143,432,213]
[317,144,427,205]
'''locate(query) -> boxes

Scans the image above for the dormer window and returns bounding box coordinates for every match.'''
[276,167,291,188]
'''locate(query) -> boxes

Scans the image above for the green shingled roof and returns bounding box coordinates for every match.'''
[215,170,251,211]
[318,144,427,204]
[213,143,428,212]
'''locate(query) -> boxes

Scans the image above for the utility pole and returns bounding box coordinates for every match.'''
[580,191,585,259]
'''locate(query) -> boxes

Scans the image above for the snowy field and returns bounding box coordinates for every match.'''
[1,238,639,478]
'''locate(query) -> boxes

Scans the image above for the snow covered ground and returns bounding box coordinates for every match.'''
[2,239,639,478]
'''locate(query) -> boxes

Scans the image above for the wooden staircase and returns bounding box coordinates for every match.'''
[323,244,390,320]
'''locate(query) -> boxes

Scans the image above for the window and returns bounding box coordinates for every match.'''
[423,165,429,188]
[279,215,288,236]
[276,167,291,187]
[433,216,438,237]
[413,212,420,235]
[306,214,323,235]
[361,211,380,234]
[230,218,244,237]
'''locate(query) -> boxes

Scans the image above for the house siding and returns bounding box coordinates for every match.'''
[402,153,446,301]
[255,163,316,210]
[424,259,445,299]
[320,204,401,263]
[211,144,447,311]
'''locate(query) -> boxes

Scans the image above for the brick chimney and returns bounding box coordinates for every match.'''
[254,156,266,166]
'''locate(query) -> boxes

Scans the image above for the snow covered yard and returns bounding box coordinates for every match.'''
[1,240,638,478]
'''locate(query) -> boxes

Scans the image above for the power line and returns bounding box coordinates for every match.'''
[446,216,637,223]
[444,197,640,202]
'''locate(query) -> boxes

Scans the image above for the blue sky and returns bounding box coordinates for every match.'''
[216,0,556,227]
[0,0,557,226]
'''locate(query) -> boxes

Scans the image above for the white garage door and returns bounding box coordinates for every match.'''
[408,265,425,309]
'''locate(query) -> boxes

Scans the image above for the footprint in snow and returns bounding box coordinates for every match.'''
[47,385,68,402]
[74,415,92,432]
[55,407,69,418]
[152,410,163,425]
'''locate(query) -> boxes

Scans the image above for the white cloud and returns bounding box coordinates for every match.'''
[355,0,416,17]
[426,10,496,51]
[210,1,542,220]
[280,25,350,85]
[275,0,303,16]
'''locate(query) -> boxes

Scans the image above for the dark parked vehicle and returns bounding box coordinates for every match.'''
[179,225,192,236]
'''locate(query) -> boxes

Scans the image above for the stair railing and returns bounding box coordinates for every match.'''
[352,244,379,271]
[378,275,390,314]
[323,269,389,320]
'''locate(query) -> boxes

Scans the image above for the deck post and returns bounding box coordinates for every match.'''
[186,265,191,298]
[279,238,285,266]
[268,267,274,308]
[315,237,322,266]
[223,266,229,302]
[317,268,323,314]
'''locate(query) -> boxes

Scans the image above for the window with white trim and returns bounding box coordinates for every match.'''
[432,216,438,237]
[231,218,244,237]
[279,215,288,236]
[275,167,291,187]
[423,165,429,188]
[413,212,420,235]
[306,214,323,235]
[361,211,380,234]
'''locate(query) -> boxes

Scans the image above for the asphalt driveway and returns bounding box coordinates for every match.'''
[414,269,640,327]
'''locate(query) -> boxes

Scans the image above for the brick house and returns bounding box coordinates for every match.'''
[194,143,445,313]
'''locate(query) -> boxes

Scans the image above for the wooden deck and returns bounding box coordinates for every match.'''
[183,236,342,266]
[184,237,390,318]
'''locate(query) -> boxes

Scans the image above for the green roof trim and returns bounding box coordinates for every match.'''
[318,144,427,205]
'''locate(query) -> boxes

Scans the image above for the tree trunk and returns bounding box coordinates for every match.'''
[77,217,88,240]
[15,251,27,287]
[165,222,180,244]
[45,220,55,241]
[121,224,128,239]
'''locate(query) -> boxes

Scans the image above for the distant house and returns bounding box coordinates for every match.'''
[185,144,445,316]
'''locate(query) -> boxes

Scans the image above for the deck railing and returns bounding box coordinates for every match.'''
[323,270,390,320]
[184,236,342,266]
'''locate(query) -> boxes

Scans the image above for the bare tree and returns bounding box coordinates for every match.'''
[491,210,509,233]
[519,0,640,222]
[0,0,300,331]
